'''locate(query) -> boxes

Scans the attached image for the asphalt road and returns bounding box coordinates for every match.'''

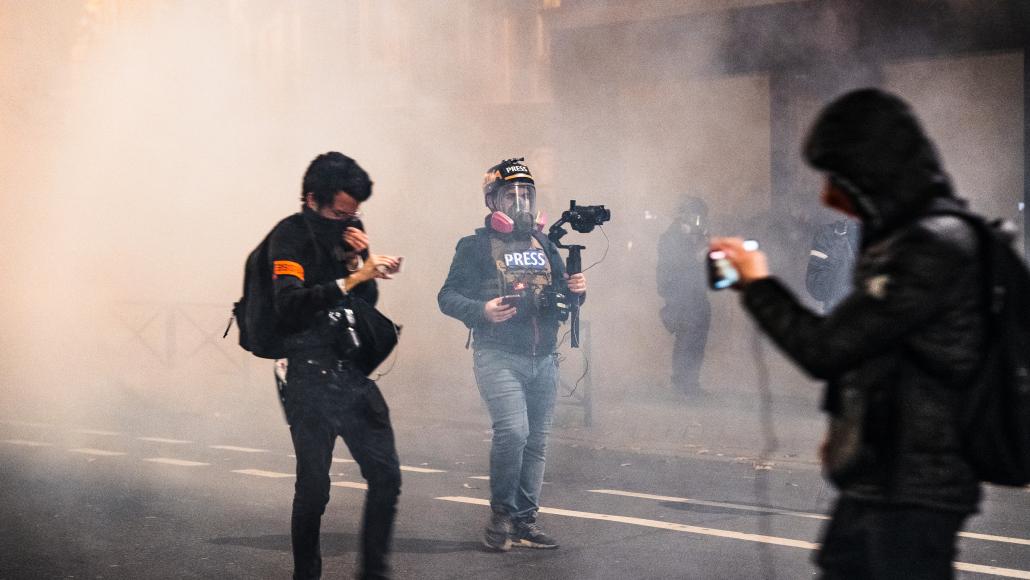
[2,411,1029,580]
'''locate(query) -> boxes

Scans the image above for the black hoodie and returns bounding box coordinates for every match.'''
[804,88,955,244]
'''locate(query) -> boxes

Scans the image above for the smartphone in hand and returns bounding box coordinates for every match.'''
[707,240,758,290]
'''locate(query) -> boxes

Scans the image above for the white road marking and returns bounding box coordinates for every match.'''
[436,496,1030,578]
[327,456,444,473]
[0,420,52,428]
[438,495,816,549]
[210,445,268,453]
[72,429,121,436]
[69,448,126,456]
[469,476,490,480]
[138,437,192,444]
[401,466,446,473]
[958,532,1030,547]
[2,439,54,447]
[232,469,293,478]
[956,563,1030,579]
[593,489,1030,546]
[589,489,829,520]
[331,481,368,490]
[143,458,210,467]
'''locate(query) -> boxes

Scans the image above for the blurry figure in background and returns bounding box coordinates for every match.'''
[805,218,860,312]
[712,89,985,580]
[657,196,711,398]
[270,152,402,580]
[438,157,586,552]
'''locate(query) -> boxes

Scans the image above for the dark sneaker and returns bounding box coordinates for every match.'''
[483,511,512,552]
[511,519,559,549]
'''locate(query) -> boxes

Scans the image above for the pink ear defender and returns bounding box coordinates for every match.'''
[490,211,515,234]
[535,211,547,232]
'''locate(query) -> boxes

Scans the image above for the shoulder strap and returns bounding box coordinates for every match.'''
[531,230,565,284]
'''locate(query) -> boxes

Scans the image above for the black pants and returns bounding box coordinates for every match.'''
[817,497,967,580]
[285,358,402,580]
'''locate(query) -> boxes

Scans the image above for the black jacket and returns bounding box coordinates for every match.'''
[743,90,985,513]
[438,226,573,355]
[656,225,710,333]
[267,209,378,355]
[657,226,710,307]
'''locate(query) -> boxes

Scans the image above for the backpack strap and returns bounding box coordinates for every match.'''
[531,229,565,288]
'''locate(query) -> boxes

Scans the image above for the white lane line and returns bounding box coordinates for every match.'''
[143,458,210,467]
[401,466,447,474]
[69,448,126,456]
[232,469,293,478]
[592,489,1030,546]
[437,496,1030,578]
[289,455,354,463]
[2,439,54,447]
[959,532,1030,547]
[138,437,192,444]
[324,456,445,473]
[437,496,816,549]
[331,481,369,490]
[957,563,1030,579]
[589,489,829,520]
[72,429,121,436]
[0,420,52,428]
[469,476,490,480]
[210,445,268,453]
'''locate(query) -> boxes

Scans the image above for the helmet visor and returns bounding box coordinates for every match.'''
[492,181,537,216]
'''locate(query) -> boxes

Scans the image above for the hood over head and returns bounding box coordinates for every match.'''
[803,89,954,240]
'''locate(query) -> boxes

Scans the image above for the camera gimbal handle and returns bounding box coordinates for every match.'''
[548,203,584,348]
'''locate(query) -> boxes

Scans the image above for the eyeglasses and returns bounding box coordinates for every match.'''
[328,208,362,220]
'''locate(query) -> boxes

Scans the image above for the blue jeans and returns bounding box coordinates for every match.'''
[473,348,559,521]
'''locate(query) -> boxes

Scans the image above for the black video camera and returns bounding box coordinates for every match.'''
[561,201,611,233]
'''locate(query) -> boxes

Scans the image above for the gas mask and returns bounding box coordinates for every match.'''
[679,211,709,237]
[488,181,544,237]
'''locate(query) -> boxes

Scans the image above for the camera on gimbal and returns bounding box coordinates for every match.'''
[561,201,612,234]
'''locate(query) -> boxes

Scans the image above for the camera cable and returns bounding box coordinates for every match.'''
[558,225,607,398]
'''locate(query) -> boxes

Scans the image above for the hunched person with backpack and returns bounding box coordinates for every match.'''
[712,90,995,579]
[438,158,587,552]
[260,152,403,580]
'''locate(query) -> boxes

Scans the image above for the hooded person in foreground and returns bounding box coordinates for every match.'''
[711,89,985,579]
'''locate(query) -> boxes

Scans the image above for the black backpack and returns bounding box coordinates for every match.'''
[230,229,286,359]
[938,210,1030,486]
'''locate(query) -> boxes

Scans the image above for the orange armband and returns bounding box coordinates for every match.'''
[273,260,304,281]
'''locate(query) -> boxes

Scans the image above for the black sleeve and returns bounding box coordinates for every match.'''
[438,236,488,328]
[743,219,976,380]
[341,218,379,307]
[268,220,344,323]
